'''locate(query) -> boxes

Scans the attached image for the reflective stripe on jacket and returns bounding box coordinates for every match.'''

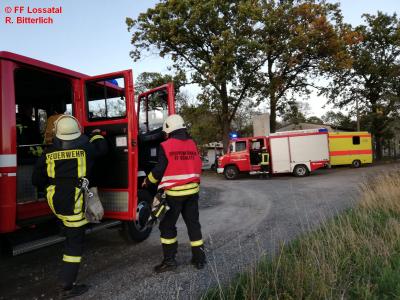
[158,138,202,190]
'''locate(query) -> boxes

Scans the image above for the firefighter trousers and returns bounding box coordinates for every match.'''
[159,192,205,263]
[60,224,86,289]
[47,184,88,289]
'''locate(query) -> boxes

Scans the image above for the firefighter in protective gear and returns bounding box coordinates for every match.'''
[142,114,205,273]
[32,115,108,298]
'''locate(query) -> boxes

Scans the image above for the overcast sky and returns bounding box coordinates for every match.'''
[1,0,399,117]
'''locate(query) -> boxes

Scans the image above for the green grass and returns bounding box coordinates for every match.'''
[204,170,400,299]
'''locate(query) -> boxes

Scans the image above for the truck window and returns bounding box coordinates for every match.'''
[235,141,247,152]
[353,136,360,145]
[252,141,262,150]
[86,77,126,120]
[139,89,168,133]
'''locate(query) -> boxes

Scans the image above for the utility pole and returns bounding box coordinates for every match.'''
[356,98,360,131]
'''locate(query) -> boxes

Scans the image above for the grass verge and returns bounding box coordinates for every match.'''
[204,170,400,299]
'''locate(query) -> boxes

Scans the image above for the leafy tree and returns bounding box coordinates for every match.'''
[127,0,267,148]
[179,102,221,145]
[321,111,356,130]
[307,116,324,124]
[322,12,400,159]
[280,100,308,125]
[254,0,353,132]
[135,71,188,107]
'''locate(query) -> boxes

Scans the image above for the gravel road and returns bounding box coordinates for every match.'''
[1,163,398,300]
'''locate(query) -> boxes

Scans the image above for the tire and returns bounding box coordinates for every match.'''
[293,164,309,177]
[224,165,239,180]
[124,189,152,242]
[352,160,361,168]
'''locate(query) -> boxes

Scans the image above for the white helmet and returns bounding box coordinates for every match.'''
[163,114,186,134]
[54,115,82,140]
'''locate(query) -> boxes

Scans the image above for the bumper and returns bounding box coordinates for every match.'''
[217,168,224,174]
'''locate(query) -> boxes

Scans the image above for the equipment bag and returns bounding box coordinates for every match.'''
[84,186,104,223]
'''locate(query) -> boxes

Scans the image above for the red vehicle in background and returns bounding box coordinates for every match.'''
[217,129,330,179]
[0,51,175,255]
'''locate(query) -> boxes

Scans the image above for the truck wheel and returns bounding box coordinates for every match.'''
[224,166,239,180]
[124,190,152,242]
[293,164,309,177]
[352,160,361,168]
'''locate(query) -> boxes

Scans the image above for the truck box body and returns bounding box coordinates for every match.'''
[269,130,330,174]
[328,132,372,167]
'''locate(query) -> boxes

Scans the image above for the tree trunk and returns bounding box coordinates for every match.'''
[270,94,277,133]
[220,83,231,151]
[222,121,230,152]
[375,135,383,160]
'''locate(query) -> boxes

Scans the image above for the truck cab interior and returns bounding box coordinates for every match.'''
[250,139,265,165]
[14,67,73,204]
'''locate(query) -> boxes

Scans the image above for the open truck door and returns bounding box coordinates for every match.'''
[79,75,175,241]
[136,83,175,177]
[79,70,138,222]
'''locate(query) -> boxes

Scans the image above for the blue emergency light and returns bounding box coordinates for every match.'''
[318,128,328,132]
[107,79,119,86]
[229,132,238,139]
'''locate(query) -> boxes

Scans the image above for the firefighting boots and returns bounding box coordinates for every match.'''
[154,258,178,273]
[154,242,178,273]
[191,245,206,270]
[61,283,89,299]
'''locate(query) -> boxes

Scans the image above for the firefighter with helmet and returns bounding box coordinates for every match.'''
[32,115,108,298]
[142,114,206,272]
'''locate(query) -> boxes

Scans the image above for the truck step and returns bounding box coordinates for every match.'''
[12,220,122,256]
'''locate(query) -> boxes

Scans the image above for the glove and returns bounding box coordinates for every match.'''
[142,177,149,189]
[91,129,101,134]
[142,177,155,189]
[84,187,104,223]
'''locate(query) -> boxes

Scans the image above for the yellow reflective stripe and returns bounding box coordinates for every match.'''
[148,172,158,184]
[63,218,89,228]
[46,157,55,178]
[89,134,104,143]
[46,185,56,214]
[155,205,165,217]
[74,187,83,214]
[59,213,86,222]
[77,155,86,177]
[165,186,199,197]
[261,153,269,165]
[170,183,199,191]
[191,240,204,247]
[160,237,177,244]
[63,255,81,263]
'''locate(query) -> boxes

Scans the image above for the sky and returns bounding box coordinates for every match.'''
[1,0,399,117]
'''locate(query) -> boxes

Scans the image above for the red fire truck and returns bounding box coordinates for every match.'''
[0,51,175,254]
[217,129,330,179]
